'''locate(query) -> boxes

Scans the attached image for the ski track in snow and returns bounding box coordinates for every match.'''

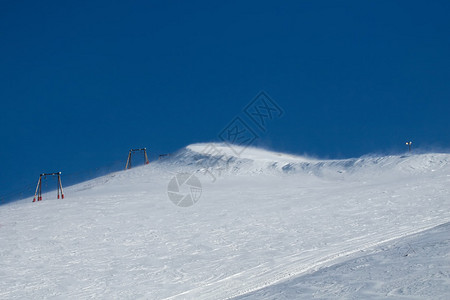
[1,144,449,299]
[236,222,450,299]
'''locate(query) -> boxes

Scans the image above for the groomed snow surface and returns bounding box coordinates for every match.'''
[1,143,449,299]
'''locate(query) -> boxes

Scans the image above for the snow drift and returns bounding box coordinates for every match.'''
[158,143,450,178]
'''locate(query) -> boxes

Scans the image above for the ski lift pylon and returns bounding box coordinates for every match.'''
[125,148,150,170]
[33,172,64,202]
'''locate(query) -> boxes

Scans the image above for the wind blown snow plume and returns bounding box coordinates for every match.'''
[0,144,449,299]
[159,143,450,178]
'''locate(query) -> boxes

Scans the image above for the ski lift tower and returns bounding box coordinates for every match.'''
[33,172,64,202]
[406,141,413,152]
[125,148,150,170]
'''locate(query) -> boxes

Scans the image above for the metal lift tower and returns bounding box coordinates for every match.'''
[125,148,150,170]
[33,172,64,202]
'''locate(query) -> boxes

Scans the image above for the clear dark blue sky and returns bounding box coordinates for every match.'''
[1,1,449,201]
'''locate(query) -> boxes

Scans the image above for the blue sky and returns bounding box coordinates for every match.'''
[1,1,449,202]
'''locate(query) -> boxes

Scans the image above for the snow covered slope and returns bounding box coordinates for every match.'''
[237,222,450,299]
[1,143,449,299]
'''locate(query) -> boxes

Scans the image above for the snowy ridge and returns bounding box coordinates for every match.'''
[157,143,450,179]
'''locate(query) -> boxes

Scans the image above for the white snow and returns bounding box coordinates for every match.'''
[0,143,449,299]
[237,222,450,299]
